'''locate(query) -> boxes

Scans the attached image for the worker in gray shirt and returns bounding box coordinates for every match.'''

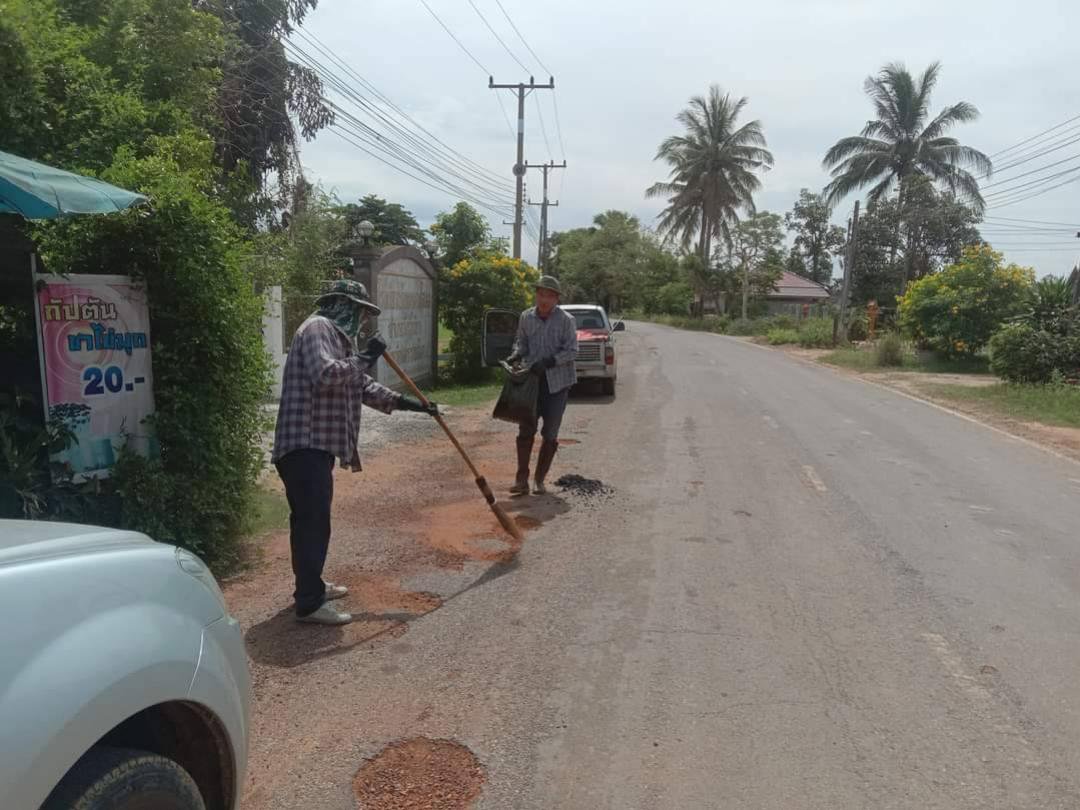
[506,275,578,494]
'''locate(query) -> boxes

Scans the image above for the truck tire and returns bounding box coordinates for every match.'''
[602,378,616,396]
[42,746,206,810]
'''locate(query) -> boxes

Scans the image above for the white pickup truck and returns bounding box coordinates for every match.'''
[483,304,625,397]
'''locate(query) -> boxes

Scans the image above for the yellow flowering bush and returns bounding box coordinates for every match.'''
[898,246,1034,358]
[441,253,539,381]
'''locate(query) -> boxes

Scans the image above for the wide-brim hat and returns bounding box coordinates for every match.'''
[535,275,561,295]
[316,278,382,315]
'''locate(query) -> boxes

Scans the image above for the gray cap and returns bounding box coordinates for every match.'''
[535,275,562,295]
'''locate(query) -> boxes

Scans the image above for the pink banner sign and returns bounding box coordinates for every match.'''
[34,274,156,480]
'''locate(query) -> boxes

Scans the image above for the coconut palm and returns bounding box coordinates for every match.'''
[823,62,992,212]
[646,86,773,261]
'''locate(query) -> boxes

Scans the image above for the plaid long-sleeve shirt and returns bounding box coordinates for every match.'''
[272,315,401,470]
[513,306,578,393]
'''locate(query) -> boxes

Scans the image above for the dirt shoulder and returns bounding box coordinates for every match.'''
[229,399,593,809]
[761,341,1080,465]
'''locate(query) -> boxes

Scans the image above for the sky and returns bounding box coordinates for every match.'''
[295,0,1080,278]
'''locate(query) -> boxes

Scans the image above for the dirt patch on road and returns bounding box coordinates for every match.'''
[353,738,485,810]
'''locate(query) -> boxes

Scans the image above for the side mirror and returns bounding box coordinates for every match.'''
[482,308,520,367]
[612,320,626,332]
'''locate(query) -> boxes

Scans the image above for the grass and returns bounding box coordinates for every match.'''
[820,344,990,374]
[766,328,799,345]
[424,378,502,407]
[243,485,290,538]
[437,321,453,354]
[922,382,1080,429]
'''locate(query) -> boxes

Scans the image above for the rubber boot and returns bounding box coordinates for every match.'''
[533,439,558,495]
[510,436,533,495]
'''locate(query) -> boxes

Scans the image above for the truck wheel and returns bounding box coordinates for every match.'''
[602,378,616,396]
[42,746,206,810]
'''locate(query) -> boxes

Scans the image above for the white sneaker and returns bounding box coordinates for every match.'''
[297,601,353,625]
[324,582,348,600]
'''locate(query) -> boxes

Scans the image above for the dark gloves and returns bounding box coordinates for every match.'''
[398,395,439,416]
[356,335,387,366]
[529,356,556,375]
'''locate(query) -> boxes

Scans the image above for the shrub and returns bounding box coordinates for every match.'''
[441,253,538,382]
[726,318,760,336]
[767,328,799,345]
[32,135,271,571]
[898,245,1034,358]
[875,332,905,367]
[847,314,869,342]
[990,322,1080,384]
[798,317,836,348]
[763,314,798,332]
[655,280,695,315]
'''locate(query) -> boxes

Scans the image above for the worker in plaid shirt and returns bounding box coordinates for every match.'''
[272,279,438,626]
[506,275,578,495]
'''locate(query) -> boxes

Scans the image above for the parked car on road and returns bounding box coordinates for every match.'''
[0,520,250,810]
[483,304,626,396]
[560,304,625,396]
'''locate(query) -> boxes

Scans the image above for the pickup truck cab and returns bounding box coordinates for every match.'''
[482,304,626,396]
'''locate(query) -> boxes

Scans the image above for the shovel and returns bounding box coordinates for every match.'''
[381,350,525,544]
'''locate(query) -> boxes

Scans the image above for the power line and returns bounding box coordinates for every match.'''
[289,26,509,188]
[416,0,490,74]
[984,215,1080,227]
[285,39,513,202]
[980,151,1080,191]
[984,165,1080,202]
[534,93,554,159]
[988,113,1080,159]
[986,174,1080,209]
[215,1,516,216]
[467,0,531,74]
[493,0,552,75]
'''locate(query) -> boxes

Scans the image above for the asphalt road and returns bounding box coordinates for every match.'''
[244,321,1080,809]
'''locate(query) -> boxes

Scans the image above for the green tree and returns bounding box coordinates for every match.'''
[646,85,773,262]
[727,211,785,319]
[429,202,491,268]
[784,189,847,285]
[441,253,537,382]
[849,179,982,309]
[823,62,991,212]
[898,245,1033,357]
[340,194,424,246]
[548,211,646,311]
[208,0,332,210]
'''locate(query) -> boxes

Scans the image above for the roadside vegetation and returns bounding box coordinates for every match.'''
[923,381,1080,429]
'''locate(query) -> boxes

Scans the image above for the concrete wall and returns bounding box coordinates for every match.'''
[262,285,284,400]
[370,248,437,389]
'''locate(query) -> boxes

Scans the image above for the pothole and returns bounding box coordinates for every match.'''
[354,738,485,810]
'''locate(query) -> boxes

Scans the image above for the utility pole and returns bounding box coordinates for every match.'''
[489,76,555,259]
[837,200,860,342]
[526,160,566,271]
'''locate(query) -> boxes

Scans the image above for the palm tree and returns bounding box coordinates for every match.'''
[823,62,992,212]
[646,86,773,265]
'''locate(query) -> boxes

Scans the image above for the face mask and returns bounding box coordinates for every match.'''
[318,297,365,340]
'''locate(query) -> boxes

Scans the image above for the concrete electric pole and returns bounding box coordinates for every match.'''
[526,160,566,271]
[489,76,555,259]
